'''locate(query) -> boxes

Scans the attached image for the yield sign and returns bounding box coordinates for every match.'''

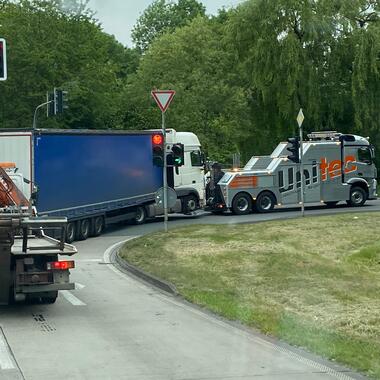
[151,90,175,113]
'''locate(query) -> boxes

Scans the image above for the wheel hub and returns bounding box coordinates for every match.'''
[237,198,249,211]
[260,196,272,210]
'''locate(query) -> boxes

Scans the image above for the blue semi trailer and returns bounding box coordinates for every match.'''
[0,129,168,242]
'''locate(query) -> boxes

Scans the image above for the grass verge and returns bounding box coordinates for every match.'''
[120,213,380,378]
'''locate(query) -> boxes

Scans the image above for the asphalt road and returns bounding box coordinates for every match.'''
[1,200,379,380]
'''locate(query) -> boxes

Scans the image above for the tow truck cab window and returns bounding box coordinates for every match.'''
[358,147,372,164]
[191,150,203,167]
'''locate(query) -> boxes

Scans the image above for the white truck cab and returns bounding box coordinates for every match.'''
[165,129,205,212]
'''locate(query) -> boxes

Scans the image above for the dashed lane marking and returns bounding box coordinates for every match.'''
[60,290,86,306]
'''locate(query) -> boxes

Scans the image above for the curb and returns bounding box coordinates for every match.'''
[114,244,178,296]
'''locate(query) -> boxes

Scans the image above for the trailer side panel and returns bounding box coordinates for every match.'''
[33,133,162,216]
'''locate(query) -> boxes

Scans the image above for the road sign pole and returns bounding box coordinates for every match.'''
[162,111,168,233]
[299,124,305,217]
[297,108,305,217]
[151,89,176,233]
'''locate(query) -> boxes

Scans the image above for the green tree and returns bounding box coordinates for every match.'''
[131,0,206,52]
[226,0,380,161]
[125,14,248,163]
[0,0,136,130]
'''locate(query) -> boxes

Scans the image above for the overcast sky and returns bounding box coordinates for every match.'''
[89,0,242,47]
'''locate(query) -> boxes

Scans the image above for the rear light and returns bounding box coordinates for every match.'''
[47,260,75,270]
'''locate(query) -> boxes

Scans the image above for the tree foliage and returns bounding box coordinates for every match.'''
[0,0,137,130]
[131,0,206,52]
[0,0,379,168]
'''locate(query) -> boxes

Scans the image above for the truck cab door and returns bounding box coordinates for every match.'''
[175,149,205,201]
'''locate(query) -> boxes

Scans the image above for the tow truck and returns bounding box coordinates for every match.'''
[207,131,377,214]
[0,164,76,305]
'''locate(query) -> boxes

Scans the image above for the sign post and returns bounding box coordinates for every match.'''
[151,90,176,232]
[297,108,305,217]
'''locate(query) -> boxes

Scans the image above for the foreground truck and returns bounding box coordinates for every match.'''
[0,129,205,242]
[207,131,377,214]
[0,166,76,305]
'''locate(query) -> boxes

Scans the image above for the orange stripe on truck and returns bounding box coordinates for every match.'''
[0,162,16,168]
[229,176,258,188]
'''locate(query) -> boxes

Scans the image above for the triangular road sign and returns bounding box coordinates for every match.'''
[151,90,176,113]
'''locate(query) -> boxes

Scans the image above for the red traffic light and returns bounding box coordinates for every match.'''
[152,134,163,145]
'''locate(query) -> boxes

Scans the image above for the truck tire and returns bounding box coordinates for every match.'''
[40,291,58,304]
[183,195,199,214]
[78,219,90,240]
[232,193,252,215]
[347,186,367,207]
[133,206,147,225]
[91,216,104,237]
[66,222,76,243]
[254,191,276,213]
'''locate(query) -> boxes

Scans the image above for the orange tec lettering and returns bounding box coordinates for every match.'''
[320,156,357,181]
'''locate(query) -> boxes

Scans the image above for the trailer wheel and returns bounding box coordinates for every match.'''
[232,193,252,215]
[91,216,104,236]
[255,191,276,213]
[347,186,367,207]
[133,206,147,225]
[40,291,58,304]
[78,219,90,240]
[66,222,76,243]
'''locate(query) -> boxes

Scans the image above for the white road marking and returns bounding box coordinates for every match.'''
[60,290,86,306]
[75,283,86,290]
[0,330,16,370]
[75,259,102,262]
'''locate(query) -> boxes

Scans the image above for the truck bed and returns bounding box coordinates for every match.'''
[11,235,77,256]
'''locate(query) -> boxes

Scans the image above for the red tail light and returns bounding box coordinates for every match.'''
[47,260,75,270]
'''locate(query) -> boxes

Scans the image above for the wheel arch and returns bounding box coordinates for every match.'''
[347,180,369,196]
[176,188,200,200]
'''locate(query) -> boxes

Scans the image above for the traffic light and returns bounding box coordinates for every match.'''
[171,143,184,167]
[152,134,164,167]
[55,89,68,114]
[286,137,300,163]
[167,144,184,167]
[0,39,7,81]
